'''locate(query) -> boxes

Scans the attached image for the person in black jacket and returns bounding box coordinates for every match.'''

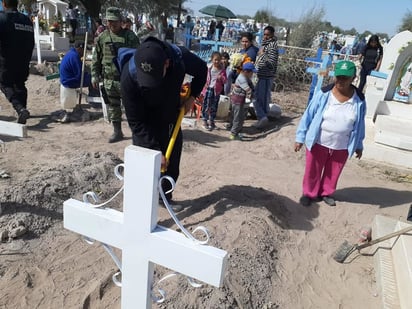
[0,0,34,124]
[121,36,207,211]
[358,35,383,93]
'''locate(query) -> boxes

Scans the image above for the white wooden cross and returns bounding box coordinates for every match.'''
[63,145,227,308]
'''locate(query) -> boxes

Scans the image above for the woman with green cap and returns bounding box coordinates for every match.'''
[294,60,366,207]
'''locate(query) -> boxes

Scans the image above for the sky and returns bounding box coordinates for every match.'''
[186,0,412,37]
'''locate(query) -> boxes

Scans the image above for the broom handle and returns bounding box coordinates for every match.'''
[357,224,412,249]
[78,32,88,106]
[161,106,185,173]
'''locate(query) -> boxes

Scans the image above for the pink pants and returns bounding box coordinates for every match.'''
[303,143,349,198]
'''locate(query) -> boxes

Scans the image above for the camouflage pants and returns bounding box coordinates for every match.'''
[104,79,122,122]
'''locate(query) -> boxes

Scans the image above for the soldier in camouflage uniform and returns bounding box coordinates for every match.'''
[91,7,139,143]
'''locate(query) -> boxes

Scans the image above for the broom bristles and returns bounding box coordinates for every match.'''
[333,240,356,263]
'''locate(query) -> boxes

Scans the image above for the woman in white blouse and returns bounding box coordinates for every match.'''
[295,61,366,207]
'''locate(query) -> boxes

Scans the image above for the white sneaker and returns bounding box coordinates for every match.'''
[60,112,70,123]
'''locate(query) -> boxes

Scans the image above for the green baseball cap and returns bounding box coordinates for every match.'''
[334,60,356,77]
[106,7,121,21]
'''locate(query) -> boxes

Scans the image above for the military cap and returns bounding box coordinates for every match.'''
[106,7,121,21]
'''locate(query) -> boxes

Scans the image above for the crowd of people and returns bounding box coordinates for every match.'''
[1,2,378,211]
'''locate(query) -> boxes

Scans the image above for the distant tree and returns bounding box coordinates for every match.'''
[54,0,181,21]
[237,14,252,21]
[320,21,334,33]
[360,30,373,39]
[271,16,289,27]
[288,5,325,48]
[254,9,271,24]
[76,0,101,20]
[375,32,389,41]
[399,10,412,32]
[345,28,357,36]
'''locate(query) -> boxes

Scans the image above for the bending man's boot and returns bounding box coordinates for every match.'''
[108,121,124,143]
[16,106,30,124]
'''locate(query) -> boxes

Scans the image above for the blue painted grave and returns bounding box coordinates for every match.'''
[199,29,233,52]
[305,48,334,104]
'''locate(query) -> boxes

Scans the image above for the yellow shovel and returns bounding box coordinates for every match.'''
[161,83,191,173]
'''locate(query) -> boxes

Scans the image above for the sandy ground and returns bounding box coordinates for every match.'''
[0,73,412,309]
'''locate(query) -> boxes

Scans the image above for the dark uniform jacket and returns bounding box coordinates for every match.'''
[0,8,34,83]
[121,44,207,152]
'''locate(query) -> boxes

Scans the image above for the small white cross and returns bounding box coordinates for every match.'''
[63,145,227,308]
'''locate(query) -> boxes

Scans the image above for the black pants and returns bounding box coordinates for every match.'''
[358,64,374,93]
[70,19,77,41]
[0,81,28,113]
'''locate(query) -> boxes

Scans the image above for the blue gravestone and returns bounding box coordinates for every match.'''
[199,29,233,52]
[305,48,334,104]
[255,28,264,46]
[183,33,198,50]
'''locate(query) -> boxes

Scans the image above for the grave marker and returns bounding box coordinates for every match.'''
[64,145,227,308]
[305,48,333,103]
[361,31,412,168]
[199,29,233,52]
[255,28,264,46]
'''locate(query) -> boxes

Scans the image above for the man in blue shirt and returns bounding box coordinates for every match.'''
[59,42,91,122]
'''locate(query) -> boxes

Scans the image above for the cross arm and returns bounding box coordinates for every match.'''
[63,199,124,249]
[148,226,228,287]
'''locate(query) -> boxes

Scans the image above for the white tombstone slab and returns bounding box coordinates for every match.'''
[0,120,27,138]
[63,145,227,308]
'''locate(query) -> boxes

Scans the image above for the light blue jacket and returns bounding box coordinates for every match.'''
[295,84,366,157]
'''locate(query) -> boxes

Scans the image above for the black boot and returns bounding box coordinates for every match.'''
[16,107,30,124]
[108,121,124,143]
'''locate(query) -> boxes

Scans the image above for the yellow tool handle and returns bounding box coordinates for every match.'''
[161,106,185,173]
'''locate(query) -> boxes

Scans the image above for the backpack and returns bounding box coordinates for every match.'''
[114,37,183,82]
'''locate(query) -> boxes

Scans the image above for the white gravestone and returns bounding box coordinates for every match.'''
[63,145,227,308]
[362,31,412,168]
[365,30,412,118]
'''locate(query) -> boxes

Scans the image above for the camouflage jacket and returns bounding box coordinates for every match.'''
[92,28,139,82]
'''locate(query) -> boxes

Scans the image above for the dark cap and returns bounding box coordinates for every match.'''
[74,41,91,51]
[134,38,168,88]
[74,41,84,49]
[106,7,121,21]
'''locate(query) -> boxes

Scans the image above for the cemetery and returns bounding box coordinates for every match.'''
[0,3,411,306]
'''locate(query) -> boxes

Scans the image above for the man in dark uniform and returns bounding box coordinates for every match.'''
[121,37,207,212]
[91,7,139,143]
[0,0,34,124]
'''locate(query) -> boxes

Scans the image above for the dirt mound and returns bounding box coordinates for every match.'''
[0,152,122,240]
